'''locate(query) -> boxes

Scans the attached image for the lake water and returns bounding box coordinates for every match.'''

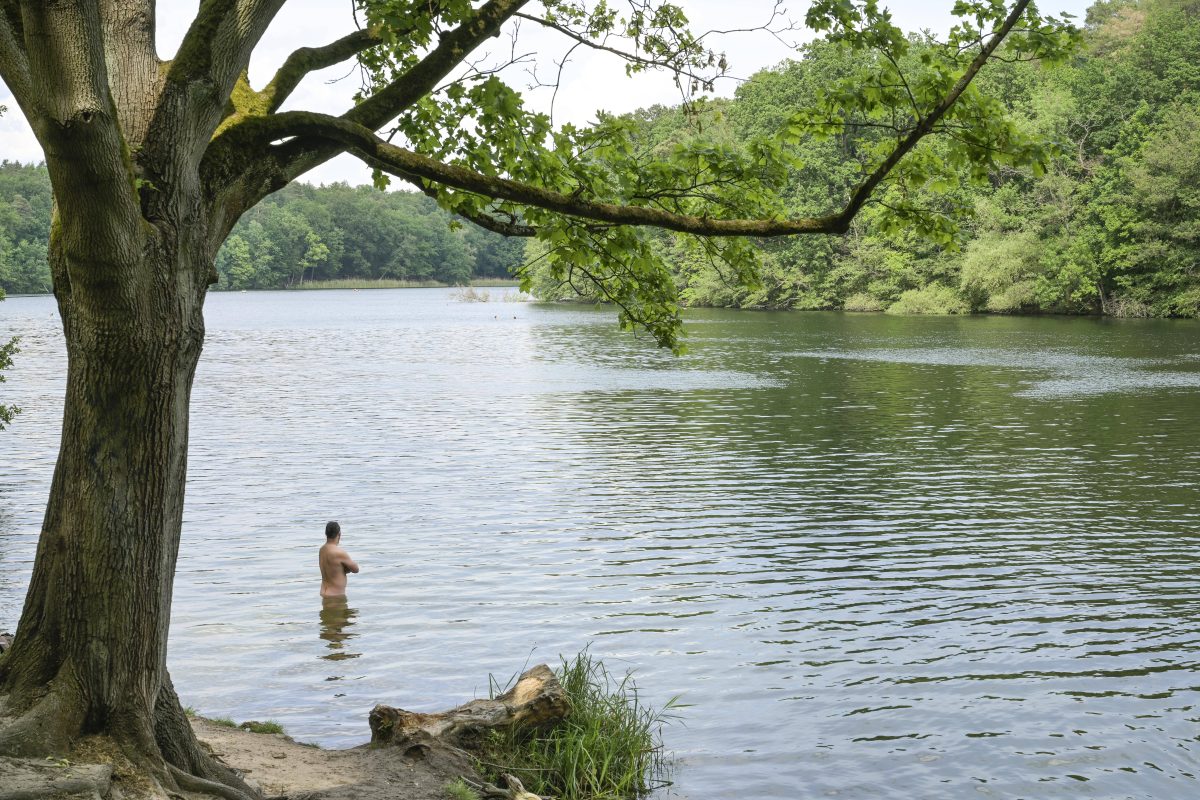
[2,288,1200,799]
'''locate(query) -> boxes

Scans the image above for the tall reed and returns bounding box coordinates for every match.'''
[481,652,677,800]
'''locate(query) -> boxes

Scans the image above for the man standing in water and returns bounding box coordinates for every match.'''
[319,521,359,598]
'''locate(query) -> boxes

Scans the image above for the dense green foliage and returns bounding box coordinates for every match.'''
[526,0,1200,317]
[360,0,1071,349]
[481,653,674,800]
[0,160,52,295]
[1,1,1191,319]
[0,165,525,293]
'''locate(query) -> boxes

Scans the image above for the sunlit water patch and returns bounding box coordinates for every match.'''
[2,293,1200,799]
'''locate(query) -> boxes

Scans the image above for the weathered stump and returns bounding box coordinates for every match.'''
[368,664,569,757]
[0,756,113,800]
[0,632,12,655]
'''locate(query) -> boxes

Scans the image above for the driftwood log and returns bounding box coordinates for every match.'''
[369,664,569,756]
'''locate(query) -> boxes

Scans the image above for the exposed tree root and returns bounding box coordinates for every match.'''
[0,685,262,800]
[155,677,260,798]
[0,681,85,758]
[168,763,256,800]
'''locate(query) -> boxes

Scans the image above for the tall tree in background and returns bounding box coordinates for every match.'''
[0,1,1071,796]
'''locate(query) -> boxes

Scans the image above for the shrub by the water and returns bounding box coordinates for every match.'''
[842,293,885,312]
[481,652,676,800]
[886,285,970,316]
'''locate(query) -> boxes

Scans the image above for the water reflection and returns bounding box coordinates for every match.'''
[318,596,359,663]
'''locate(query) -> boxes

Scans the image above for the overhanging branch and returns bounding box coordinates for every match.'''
[209,0,532,214]
[346,0,530,131]
[363,158,538,237]
[262,27,382,114]
[220,111,840,235]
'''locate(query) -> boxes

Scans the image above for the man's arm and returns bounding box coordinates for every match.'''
[340,551,359,574]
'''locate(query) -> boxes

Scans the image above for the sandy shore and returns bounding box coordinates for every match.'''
[192,718,480,800]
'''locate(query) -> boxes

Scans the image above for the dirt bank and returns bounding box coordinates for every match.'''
[191,718,480,800]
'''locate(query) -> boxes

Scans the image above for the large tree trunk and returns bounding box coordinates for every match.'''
[0,226,255,797]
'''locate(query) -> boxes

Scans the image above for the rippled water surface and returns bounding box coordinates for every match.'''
[3,289,1200,799]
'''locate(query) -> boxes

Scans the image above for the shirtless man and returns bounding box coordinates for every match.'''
[319,521,359,598]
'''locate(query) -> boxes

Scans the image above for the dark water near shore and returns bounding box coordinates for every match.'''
[3,288,1200,799]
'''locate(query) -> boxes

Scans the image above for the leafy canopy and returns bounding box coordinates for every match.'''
[352,0,1075,350]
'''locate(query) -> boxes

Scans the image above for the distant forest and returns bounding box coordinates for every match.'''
[2,0,1197,317]
[0,167,525,293]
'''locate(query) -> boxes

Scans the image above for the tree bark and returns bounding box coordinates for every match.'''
[0,226,254,797]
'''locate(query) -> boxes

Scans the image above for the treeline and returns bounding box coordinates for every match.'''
[0,165,525,294]
[215,182,524,289]
[2,0,1197,316]
[527,0,1200,317]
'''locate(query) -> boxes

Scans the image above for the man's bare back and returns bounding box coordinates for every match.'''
[319,521,359,598]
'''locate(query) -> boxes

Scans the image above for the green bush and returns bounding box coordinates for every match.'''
[886,285,970,315]
[842,292,885,312]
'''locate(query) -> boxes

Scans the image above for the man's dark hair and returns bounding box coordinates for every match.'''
[325,521,341,539]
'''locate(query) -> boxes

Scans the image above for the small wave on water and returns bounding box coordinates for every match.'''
[786,346,1200,398]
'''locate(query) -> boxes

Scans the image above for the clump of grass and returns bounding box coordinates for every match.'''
[183,706,198,718]
[200,715,283,734]
[480,651,677,800]
[444,777,481,800]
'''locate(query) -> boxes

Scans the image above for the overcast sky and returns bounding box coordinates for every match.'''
[0,0,1092,186]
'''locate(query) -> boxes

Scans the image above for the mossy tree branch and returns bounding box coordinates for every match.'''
[166,0,285,108]
[261,27,383,114]
[364,157,539,237]
[211,110,843,236]
[209,0,1033,245]
[345,0,530,131]
[207,0,532,223]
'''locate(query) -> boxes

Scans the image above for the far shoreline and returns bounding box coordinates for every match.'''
[5,287,1199,323]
